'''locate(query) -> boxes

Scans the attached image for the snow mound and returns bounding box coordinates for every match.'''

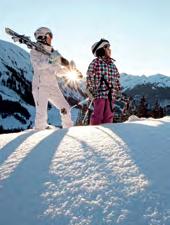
[0,118,170,225]
[127,115,141,121]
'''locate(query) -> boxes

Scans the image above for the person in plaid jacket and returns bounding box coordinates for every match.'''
[86,38,121,125]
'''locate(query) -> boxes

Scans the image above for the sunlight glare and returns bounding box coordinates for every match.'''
[66,71,79,81]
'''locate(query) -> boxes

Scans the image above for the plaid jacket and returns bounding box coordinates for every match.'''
[86,57,121,100]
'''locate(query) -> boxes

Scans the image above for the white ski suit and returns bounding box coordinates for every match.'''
[30,44,73,130]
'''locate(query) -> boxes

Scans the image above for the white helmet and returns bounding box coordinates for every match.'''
[34,27,53,41]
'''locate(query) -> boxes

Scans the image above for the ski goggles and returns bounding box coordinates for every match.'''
[37,32,53,40]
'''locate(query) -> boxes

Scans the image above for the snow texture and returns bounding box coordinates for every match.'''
[0,117,170,225]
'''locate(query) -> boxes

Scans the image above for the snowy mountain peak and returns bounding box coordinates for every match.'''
[121,72,170,91]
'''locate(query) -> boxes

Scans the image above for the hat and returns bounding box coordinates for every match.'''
[91,38,110,56]
[34,27,53,41]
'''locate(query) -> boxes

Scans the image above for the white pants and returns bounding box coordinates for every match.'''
[33,85,73,130]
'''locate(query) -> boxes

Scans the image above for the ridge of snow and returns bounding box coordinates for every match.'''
[0,117,170,225]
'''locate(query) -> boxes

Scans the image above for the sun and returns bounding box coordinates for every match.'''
[63,69,83,87]
[65,70,79,81]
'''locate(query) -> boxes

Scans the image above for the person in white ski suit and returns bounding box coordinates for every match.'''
[30,27,73,130]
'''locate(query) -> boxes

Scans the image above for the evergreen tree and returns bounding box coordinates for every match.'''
[152,100,165,118]
[152,100,160,118]
[137,96,148,118]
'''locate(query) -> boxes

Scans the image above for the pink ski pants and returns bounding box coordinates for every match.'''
[90,98,114,125]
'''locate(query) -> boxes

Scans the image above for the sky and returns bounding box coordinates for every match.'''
[1,0,170,76]
[0,116,170,224]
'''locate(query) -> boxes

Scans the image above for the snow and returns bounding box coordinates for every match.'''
[121,73,170,91]
[0,117,170,225]
[0,40,32,82]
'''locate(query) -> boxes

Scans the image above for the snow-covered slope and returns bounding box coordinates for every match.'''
[0,40,32,81]
[0,40,34,131]
[0,117,170,225]
[121,73,170,107]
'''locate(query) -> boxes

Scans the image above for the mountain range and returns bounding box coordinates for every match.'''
[0,39,170,132]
